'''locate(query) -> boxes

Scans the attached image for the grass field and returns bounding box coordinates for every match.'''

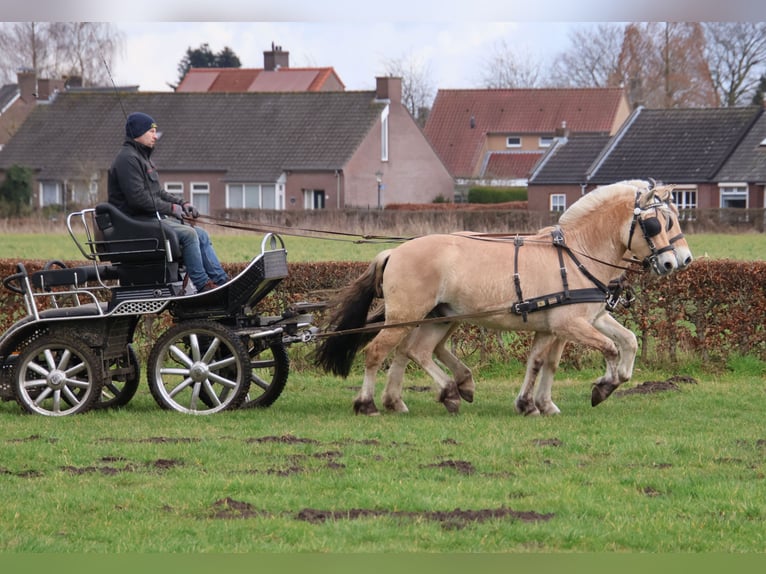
[1,352,765,553]
[0,230,764,262]
[1,226,765,558]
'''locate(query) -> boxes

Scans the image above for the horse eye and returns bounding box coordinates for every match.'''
[642,217,662,237]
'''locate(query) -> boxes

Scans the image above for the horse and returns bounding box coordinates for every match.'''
[314,180,686,416]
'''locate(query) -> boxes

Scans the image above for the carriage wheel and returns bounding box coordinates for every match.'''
[147,320,251,414]
[13,335,103,416]
[241,339,290,409]
[95,344,140,410]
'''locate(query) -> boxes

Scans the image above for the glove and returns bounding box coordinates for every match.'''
[182,202,199,219]
[171,204,185,221]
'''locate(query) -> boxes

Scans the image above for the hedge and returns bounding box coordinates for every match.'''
[1,258,764,365]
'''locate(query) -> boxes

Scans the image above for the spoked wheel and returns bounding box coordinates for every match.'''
[147,320,251,414]
[13,334,104,416]
[241,339,289,409]
[95,344,140,410]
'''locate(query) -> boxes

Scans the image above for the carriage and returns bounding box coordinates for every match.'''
[0,203,316,416]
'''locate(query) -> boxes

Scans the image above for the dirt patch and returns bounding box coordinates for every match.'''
[533,438,563,447]
[6,434,58,444]
[616,375,698,396]
[422,459,476,475]
[208,498,553,529]
[60,458,182,475]
[0,466,42,478]
[246,434,319,445]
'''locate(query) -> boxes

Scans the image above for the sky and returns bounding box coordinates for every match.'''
[110,21,578,92]
[5,0,766,93]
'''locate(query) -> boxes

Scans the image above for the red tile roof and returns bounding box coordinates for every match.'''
[482,152,542,180]
[424,87,628,178]
[176,67,344,93]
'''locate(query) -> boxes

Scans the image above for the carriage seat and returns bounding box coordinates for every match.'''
[93,202,183,287]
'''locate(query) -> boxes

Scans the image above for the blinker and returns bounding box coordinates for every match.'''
[642,216,662,237]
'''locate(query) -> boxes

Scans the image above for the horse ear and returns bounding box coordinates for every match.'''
[640,187,657,207]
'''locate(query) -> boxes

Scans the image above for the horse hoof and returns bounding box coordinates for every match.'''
[591,382,618,407]
[457,387,474,403]
[353,399,380,416]
[515,398,540,416]
[439,384,461,414]
[383,397,409,413]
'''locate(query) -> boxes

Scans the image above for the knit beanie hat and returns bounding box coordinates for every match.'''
[125,112,157,138]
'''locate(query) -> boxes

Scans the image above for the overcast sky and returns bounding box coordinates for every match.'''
[5,1,766,93]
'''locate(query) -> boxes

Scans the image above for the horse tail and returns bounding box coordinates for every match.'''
[314,250,391,377]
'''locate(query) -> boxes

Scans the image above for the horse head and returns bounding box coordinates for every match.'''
[628,185,679,276]
[652,184,693,271]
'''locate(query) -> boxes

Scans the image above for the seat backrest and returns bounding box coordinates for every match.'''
[94,203,181,263]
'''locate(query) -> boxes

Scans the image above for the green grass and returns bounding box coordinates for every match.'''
[1,354,765,553]
[0,231,764,263]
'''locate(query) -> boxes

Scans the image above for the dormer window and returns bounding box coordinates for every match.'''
[506,136,521,148]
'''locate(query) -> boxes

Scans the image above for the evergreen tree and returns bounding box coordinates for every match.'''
[0,164,33,217]
[752,74,766,106]
[173,43,242,88]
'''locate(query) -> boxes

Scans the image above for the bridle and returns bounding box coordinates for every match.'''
[626,191,676,274]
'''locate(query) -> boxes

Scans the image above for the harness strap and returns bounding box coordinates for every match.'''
[512,236,525,319]
[512,288,608,317]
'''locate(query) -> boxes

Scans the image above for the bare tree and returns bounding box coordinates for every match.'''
[479,39,544,88]
[383,52,435,126]
[548,23,626,88]
[703,22,766,107]
[619,22,717,108]
[0,22,123,86]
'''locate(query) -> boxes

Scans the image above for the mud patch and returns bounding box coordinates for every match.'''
[207,499,553,529]
[246,434,319,445]
[294,506,554,530]
[60,458,183,475]
[616,375,698,396]
[533,438,563,447]
[96,436,201,444]
[0,466,42,478]
[6,434,58,444]
[422,459,476,475]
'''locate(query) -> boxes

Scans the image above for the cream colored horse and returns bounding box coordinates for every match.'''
[315,180,684,415]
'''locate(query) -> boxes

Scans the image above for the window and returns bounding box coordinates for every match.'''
[671,188,697,221]
[550,194,566,212]
[539,136,554,148]
[191,182,210,215]
[262,184,276,209]
[164,182,184,201]
[719,184,748,209]
[227,184,261,209]
[303,189,326,210]
[506,136,521,148]
[40,181,61,206]
[381,106,389,162]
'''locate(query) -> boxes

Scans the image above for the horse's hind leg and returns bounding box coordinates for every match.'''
[433,324,475,403]
[515,332,558,416]
[356,326,412,416]
[533,337,567,415]
[401,322,462,414]
[381,344,411,413]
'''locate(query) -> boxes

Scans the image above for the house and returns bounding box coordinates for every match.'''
[0,70,67,150]
[176,44,345,93]
[0,76,454,212]
[423,87,631,193]
[527,105,764,212]
[715,110,766,210]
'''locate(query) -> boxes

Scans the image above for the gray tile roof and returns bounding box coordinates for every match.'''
[528,133,611,184]
[0,91,385,181]
[716,111,766,182]
[587,106,763,184]
[0,83,18,112]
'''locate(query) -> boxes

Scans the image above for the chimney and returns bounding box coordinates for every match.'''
[264,43,289,71]
[554,120,569,138]
[17,69,37,103]
[376,76,402,105]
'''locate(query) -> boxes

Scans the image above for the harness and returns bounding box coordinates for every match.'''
[511,227,623,321]
[511,190,670,321]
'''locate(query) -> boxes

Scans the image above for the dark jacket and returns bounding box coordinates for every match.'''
[108,138,183,219]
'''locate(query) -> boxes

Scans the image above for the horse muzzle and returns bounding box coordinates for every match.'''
[645,249,678,276]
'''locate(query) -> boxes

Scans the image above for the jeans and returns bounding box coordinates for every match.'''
[162,218,229,291]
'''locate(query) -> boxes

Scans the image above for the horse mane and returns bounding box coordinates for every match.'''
[558,180,642,227]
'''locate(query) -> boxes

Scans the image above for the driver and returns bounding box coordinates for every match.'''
[108,112,229,293]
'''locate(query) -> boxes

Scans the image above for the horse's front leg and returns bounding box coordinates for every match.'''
[381,347,410,413]
[515,332,558,416]
[404,322,462,414]
[533,336,567,415]
[433,324,475,403]
[590,312,638,406]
